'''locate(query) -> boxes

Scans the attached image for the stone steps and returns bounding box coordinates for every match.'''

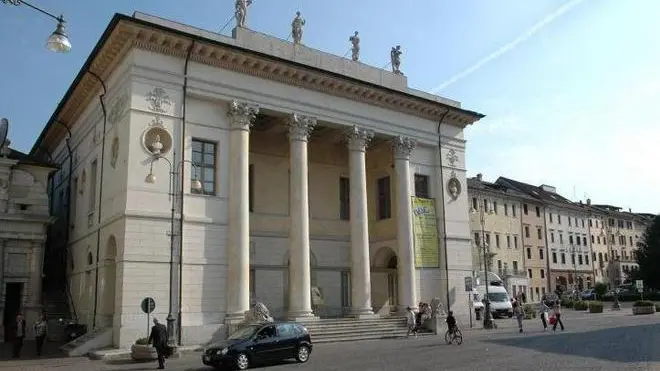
[301,316,432,343]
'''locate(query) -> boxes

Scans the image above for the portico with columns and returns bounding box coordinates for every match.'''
[31,12,484,348]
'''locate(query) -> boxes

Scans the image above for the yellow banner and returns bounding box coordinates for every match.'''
[411,197,440,268]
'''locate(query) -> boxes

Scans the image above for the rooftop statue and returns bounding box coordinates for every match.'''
[390,45,403,75]
[235,0,252,28]
[349,31,360,61]
[291,11,306,44]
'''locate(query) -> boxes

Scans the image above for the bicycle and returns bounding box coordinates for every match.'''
[444,326,463,345]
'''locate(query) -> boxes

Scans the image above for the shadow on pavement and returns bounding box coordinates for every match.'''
[0,340,68,361]
[484,323,660,363]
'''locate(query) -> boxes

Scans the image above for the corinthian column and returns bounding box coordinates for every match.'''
[287,113,316,320]
[225,100,259,323]
[345,126,376,318]
[392,136,418,312]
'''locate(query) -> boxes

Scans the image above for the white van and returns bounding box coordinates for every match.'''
[475,284,513,318]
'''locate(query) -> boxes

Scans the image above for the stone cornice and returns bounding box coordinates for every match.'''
[34,14,484,155]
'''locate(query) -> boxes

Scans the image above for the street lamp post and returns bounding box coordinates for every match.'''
[475,196,494,329]
[145,153,202,347]
[2,0,72,52]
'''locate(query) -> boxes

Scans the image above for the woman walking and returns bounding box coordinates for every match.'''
[552,301,565,331]
[538,300,550,331]
[513,301,524,333]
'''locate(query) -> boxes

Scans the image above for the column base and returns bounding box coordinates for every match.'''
[349,308,378,319]
[286,310,319,322]
[224,311,247,338]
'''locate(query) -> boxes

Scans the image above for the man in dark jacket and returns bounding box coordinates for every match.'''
[12,313,26,358]
[148,318,169,369]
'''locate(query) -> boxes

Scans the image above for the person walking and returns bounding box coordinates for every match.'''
[538,300,550,331]
[552,301,565,332]
[33,313,49,356]
[12,313,26,358]
[406,307,417,338]
[512,301,524,333]
[148,318,169,369]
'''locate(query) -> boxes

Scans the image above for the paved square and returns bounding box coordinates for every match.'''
[2,309,658,370]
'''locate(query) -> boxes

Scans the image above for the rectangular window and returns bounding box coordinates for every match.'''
[540,269,545,279]
[589,219,593,227]
[513,261,518,272]
[414,174,429,198]
[523,204,528,215]
[492,201,498,214]
[472,197,478,210]
[561,253,566,264]
[495,234,500,248]
[341,271,351,309]
[377,176,391,219]
[576,236,581,246]
[512,205,516,216]
[507,235,511,248]
[569,235,574,244]
[560,234,564,244]
[571,254,576,265]
[524,226,530,238]
[504,204,508,216]
[89,160,98,212]
[339,177,350,220]
[537,228,542,240]
[549,213,553,223]
[474,232,480,245]
[582,236,587,246]
[558,215,562,224]
[485,233,491,246]
[591,235,595,244]
[483,199,488,211]
[526,248,531,259]
[585,254,589,265]
[568,218,572,227]
[552,252,557,263]
[551,233,555,243]
[535,206,541,217]
[192,139,216,195]
[629,236,633,246]
[528,269,533,278]
[514,236,518,249]
[578,255,583,265]
[539,248,544,260]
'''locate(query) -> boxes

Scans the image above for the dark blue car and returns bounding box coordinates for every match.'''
[202,322,313,370]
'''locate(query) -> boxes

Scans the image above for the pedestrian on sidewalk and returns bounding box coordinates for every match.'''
[552,301,565,332]
[11,313,26,358]
[148,318,169,369]
[512,301,524,333]
[34,313,49,356]
[406,307,417,338]
[538,301,550,331]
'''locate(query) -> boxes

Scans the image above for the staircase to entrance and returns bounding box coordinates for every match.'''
[302,316,432,343]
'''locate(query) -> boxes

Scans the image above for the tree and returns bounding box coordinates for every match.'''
[635,215,660,290]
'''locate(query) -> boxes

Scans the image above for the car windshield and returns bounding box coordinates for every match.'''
[487,292,509,302]
[228,325,259,340]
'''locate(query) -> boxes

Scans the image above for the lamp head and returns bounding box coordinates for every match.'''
[46,19,72,53]
[145,173,156,184]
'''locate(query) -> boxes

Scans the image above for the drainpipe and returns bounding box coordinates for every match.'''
[88,70,108,330]
[175,40,195,346]
[53,120,76,319]
[436,110,451,308]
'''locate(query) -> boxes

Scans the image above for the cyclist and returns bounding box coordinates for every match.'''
[446,310,457,334]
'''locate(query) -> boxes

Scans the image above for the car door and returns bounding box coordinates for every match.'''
[250,325,279,361]
[276,324,298,358]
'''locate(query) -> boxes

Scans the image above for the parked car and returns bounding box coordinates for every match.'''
[202,322,313,370]
[581,289,597,300]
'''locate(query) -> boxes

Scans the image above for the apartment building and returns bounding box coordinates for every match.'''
[496,178,595,293]
[519,197,549,302]
[585,203,610,284]
[468,175,528,297]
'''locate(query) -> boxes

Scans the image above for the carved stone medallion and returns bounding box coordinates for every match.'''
[145,87,172,114]
[446,171,462,200]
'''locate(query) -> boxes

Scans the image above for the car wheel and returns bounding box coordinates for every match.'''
[235,353,250,370]
[296,345,310,363]
[507,313,513,318]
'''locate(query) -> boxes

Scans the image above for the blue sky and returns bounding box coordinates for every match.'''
[1,0,658,213]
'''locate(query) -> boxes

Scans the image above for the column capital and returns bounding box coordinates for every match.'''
[392,136,417,160]
[227,100,260,130]
[345,126,374,152]
[288,114,317,142]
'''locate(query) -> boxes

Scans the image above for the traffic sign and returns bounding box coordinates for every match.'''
[635,280,644,291]
[141,297,156,314]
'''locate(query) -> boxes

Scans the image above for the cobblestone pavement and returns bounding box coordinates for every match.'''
[2,309,658,371]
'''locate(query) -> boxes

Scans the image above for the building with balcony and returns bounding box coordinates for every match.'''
[30,13,484,349]
[586,202,610,284]
[495,178,595,293]
[0,139,55,342]
[518,192,550,302]
[467,174,528,298]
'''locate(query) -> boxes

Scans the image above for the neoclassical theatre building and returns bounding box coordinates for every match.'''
[33,12,484,348]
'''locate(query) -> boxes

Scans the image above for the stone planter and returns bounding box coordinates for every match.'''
[131,344,157,361]
[632,306,656,315]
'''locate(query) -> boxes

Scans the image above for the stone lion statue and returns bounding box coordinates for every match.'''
[244,302,274,324]
[430,297,446,319]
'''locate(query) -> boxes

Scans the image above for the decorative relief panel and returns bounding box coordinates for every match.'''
[145,87,172,114]
[446,149,459,167]
[446,170,462,201]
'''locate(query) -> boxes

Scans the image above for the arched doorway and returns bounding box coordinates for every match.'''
[282,251,318,318]
[371,246,398,315]
[100,235,117,327]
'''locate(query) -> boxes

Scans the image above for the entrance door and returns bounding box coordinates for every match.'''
[3,283,23,342]
[387,272,398,313]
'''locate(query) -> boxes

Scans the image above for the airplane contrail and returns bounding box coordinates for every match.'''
[430,0,587,93]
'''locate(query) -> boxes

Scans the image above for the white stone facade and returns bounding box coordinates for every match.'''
[34,14,483,348]
[0,141,54,341]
